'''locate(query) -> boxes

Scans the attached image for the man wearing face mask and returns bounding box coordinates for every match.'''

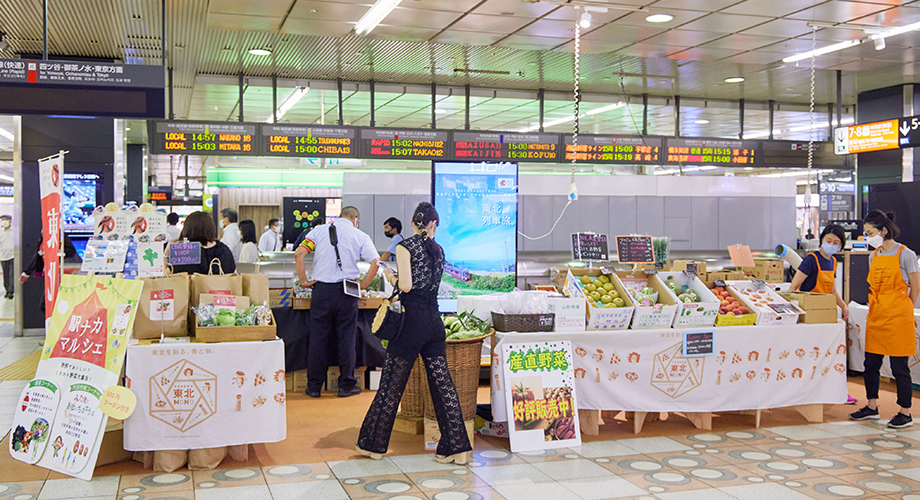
[850,210,920,429]
[0,215,13,299]
[379,217,403,262]
[219,208,243,261]
[259,218,282,253]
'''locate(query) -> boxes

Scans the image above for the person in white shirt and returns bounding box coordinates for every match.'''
[165,212,182,241]
[219,208,243,261]
[296,206,380,398]
[238,219,260,264]
[0,215,13,299]
[259,218,282,253]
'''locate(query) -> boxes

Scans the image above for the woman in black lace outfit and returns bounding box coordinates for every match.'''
[356,202,472,464]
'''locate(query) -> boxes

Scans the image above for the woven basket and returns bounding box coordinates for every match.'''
[491,312,555,332]
[422,332,490,421]
[399,356,426,417]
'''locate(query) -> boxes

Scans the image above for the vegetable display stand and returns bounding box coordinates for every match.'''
[400,356,426,418]
[421,333,490,422]
[192,311,277,342]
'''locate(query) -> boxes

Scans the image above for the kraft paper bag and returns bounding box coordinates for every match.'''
[242,273,270,307]
[188,447,227,471]
[153,450,188,473]
[190,259,242,308]
[134,273,190,339]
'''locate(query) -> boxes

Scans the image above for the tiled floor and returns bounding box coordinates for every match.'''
[2,337,920,498]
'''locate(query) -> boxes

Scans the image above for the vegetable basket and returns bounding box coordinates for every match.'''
[491,312,554,332]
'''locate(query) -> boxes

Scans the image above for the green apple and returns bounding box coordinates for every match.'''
[600,295,613,304]
[585,283,597,293]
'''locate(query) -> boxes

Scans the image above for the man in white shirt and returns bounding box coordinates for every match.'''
[259,218,282,253]
[166,212,182,241]
[0,215,12,299]
[219,208,242,261]
[296,206,380,398]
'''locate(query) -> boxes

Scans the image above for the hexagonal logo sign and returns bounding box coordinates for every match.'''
[651,342,704,399]
[149,359,217,432]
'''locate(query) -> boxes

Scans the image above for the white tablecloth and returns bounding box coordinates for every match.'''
[491,323,847,421]
[847,302,920,384]
[124,339,287,451]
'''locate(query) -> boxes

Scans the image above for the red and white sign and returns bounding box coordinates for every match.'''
[39,154,64,320]
[150,290,175,322]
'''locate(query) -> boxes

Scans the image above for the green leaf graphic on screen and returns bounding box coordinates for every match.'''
[143,248,159,266]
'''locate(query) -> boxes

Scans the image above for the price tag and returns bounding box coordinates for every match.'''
[713,280,727,288]
[643,268,658,275]
[655,261,665,270]
[599,267,613,275]
[683,270,697,278]
[683,331,715,357]
[752,279,767,289]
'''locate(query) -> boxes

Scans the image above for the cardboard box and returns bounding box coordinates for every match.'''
[287,369,308,392]
[704,270,747,288]
[670,260,708,277]
[800,308,839,324]
[326,366,367,392]
[425,417,475,451]
[658,272,720,328]
[97,419,133,467]
[615,270,678,329]
[728,281,803,326]
[564,269,634,330]
[269,288,291,308]
[741,258,785,283]
[192,310,277,342]
[779,291,837,311]
[711,286,758,326]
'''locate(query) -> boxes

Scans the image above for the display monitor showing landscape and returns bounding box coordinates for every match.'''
[433,161,518,312]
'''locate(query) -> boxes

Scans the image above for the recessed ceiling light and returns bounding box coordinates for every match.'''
[724,77,745,83]
[645,13,674,23]
[694,119,709,124]
[248,48,271,56]
[435,109,449,114]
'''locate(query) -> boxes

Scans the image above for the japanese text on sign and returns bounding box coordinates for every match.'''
[506,348,570,373]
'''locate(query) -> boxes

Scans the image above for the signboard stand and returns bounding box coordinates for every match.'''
[571,233,609,267]
[615,234,655,264]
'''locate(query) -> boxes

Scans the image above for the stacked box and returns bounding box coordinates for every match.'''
[779,291,838,324]
[564,269,634,330]
[670,260,708,276]
[658,272,720,328]
[741,258,785,283]
[728,281,803,326]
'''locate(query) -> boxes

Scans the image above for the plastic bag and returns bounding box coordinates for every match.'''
[236,305,255,326]
[192,304,217,327]
[253,304,272,325]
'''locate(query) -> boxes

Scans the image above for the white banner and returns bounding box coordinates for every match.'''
[492,323,847,421]
[846,302,920,383]
[124,340,286,451]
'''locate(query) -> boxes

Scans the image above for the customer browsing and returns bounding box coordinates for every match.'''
[379,217,404,262]
[295,206,380,398]
[219,208,242,261]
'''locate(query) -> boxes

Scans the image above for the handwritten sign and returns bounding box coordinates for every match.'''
[168,242,201,266]
[571,233,608,261]
[683,330,714,357]
[615,235,655,264]
[99,386,137,420]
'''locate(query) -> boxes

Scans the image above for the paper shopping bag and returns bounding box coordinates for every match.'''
[189,259,242,308]
[242,273,270,307]
[134,273,189,339]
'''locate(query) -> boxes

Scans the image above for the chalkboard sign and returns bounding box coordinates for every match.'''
[615,235,655,264]
[713,280,727,288]
[571,233,608,261]
[168,242,201,266]
[683,330,714,357]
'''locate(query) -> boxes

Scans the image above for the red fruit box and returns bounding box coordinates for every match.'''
[709,284,758,327]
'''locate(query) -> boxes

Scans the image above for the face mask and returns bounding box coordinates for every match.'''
[272,226,280,233]
[866,234,885,249]
[821,242,840,255]
[1,221,9,229]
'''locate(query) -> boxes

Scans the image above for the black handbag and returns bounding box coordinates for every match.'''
[371,289,404,341]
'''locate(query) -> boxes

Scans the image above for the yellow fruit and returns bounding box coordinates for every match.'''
[580,276,591,285]
[585,284,597,293]
[603,283,614,292]
[597,275,610,284]
[600,295,613,304]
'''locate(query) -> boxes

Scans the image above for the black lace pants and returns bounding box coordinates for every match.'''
[357,298,472,457]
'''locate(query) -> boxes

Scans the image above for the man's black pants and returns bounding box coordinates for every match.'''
[308,281,358,393]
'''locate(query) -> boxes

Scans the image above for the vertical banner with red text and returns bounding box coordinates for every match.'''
[39,154,64,320]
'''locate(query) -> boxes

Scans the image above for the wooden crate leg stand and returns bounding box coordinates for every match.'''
[579,410,601,436]
[632,412,648,434]
[684,412,712,431]
[792,403,823,423]
[737,410,762,428]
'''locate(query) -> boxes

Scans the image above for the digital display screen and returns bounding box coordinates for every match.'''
[63,173,102,231]
[261,125,356,157]
[149,121,257,155]
[665,138,757,165]
[452,132,561,162]
[359,128,449,159]
[564,135,661,163]
[433,161,518,312]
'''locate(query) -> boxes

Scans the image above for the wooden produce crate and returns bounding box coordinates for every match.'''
[192,311,277,342]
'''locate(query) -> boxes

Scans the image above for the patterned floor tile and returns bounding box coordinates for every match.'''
[338,473,423,499]
[615,436,692,454]
[193,484,273,500]
[831,471,920,496]
[618,467,716,495]
[467,463,552,488]
[718,481,817,499]
[0,480,43,500]
[489,480,582,500]
[465,449,525,469]
[36,476,119,499]
[117,472,193,495]
[425,486,507,500]
[406,468,489,493]
[267,479,350,500]
[593,454,666,476]
[653,488,737,500]
[736,459,834,481]
[327,458,402,479]
[571,440,644,459]
[261,462,334,483]
[681,465,754,488]
[191,467,266,489]
[513,447,582,464]
[556,475,648,499]
[642,451,730,470]
[388,454,467,474]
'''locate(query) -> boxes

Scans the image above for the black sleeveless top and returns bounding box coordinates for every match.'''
[398,235,444,296]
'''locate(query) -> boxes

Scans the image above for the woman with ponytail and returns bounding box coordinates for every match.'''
[356,202,473,464]
[850,210,920,428]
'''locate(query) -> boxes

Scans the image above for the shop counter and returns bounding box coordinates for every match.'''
[124,339,286,451]
[272,307,386,372]
[491,322,848,435]
[847,303,920,384]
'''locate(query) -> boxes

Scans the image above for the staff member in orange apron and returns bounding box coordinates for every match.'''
[790,223,856,404]
[850,211,920,428]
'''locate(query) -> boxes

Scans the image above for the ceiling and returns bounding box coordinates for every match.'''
[4,0,918,180]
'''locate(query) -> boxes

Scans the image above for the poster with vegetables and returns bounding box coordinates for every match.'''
[502,341,581,452]
[44,384,105,474]
[9,379,60,464]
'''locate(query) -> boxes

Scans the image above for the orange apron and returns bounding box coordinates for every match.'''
[808,252,836,294]
[866,245,917,357]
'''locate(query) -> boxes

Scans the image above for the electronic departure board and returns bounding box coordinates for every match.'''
[452,132,561,162]
[359,128,449,159]
[563,135,662,164]
[261,125,357,158]
[149,121,258,155]
[665,138,757,165]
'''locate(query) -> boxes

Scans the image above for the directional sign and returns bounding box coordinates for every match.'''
[899,115,920,148]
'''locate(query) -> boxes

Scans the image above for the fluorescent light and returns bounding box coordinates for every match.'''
[654,169,676,175]
[699,166,718,171]
[266,87,309,123]
[0,127,12,141]
[518,102,624,132]
[782,39,861,63]
[724,77,745,83]
[248,48,271,56]
[744,167,753,171]
[871,20,920,39]
[355,0,402,35]
[435,109,449,114]
[694,119,709,124]
[646,13,673,23]
[0,174,12,181]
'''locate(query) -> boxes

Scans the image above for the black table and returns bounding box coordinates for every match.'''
[272,307,386,372]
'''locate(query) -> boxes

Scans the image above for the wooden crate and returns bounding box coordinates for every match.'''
[192,311,277,342]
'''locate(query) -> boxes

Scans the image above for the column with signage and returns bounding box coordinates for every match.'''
[818,174,855,225]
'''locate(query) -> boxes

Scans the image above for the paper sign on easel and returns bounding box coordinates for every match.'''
[137,242,165,277]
